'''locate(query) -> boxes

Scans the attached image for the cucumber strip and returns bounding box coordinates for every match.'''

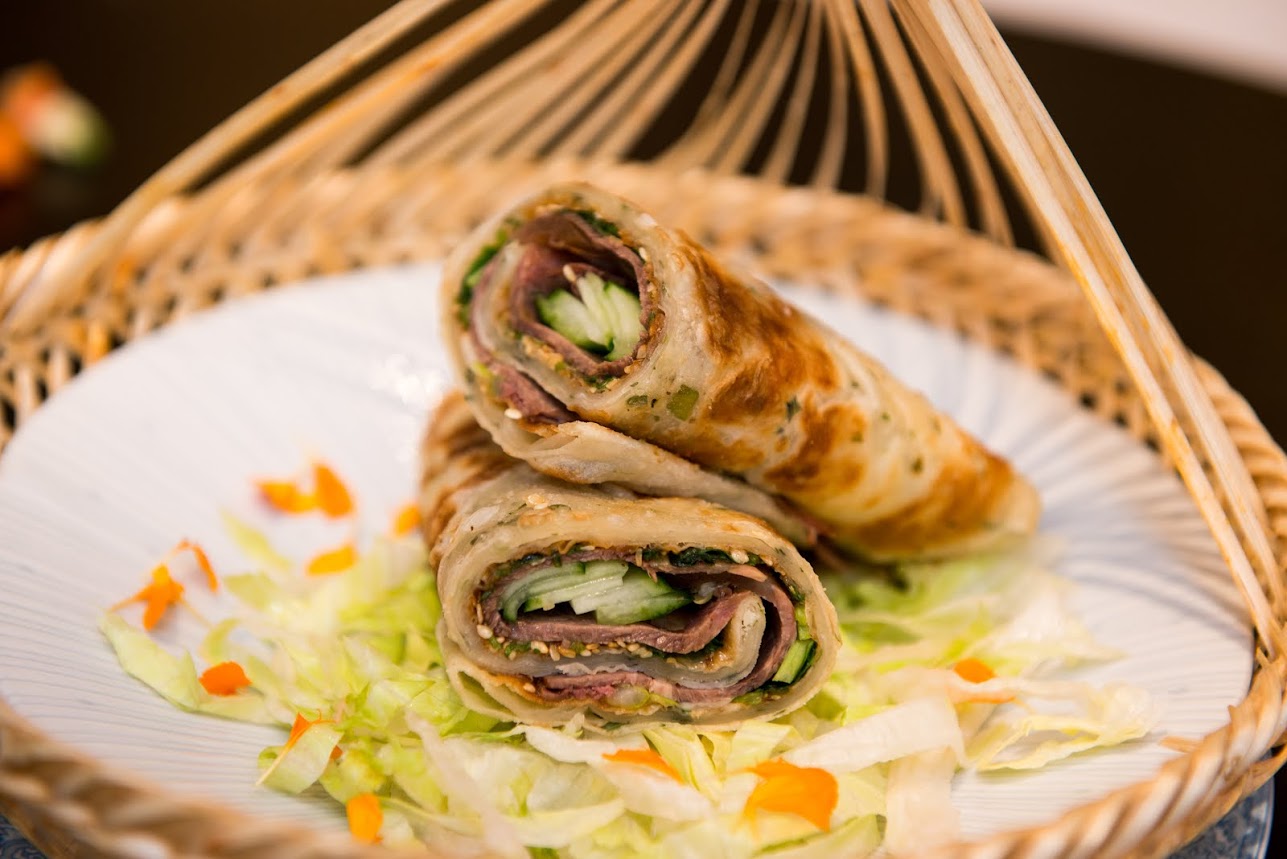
[522,562,630,612]
[602,281,642,360]
[577,274,642,361]
[534,272,642,362]
[536,290,609,351]
[500,561,583,621]
[523,577,620,612]
[500,561,630,621]
[794,605,813,641]
[576,272,616,334]
[596,592,692,626]
[570,568,678,614]
[576,569,692,624]
[771,639,816,684]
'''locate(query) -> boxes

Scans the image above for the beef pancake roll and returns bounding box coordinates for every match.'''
[442,182,1039,561]
[420,392,839,727]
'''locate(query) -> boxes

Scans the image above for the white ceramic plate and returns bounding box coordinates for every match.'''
[0,264,1251,842]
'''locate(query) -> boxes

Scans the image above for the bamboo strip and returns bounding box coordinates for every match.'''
[899,0,1286,654]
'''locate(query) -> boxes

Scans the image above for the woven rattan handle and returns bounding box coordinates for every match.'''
[895,0,1286,662]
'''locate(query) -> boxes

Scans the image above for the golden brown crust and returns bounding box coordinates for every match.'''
[418,391,841,728]
[443,182,1041,561]
[838,444,1025,557]
[763,402,869,494]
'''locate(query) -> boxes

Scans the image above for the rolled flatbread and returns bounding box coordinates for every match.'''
[421,392,839,727]
[442,182,1039,561]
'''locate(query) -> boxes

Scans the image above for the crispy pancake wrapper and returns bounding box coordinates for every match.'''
[442,182,1039,561]
[420,393,839,728]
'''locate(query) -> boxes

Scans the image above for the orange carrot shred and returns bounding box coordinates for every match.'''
[256,479,317,514]
[331,745,343,761]
[112,564,185,631]
[284,713,332,751]
[953,658,996,684]
[743,759,837,832]
[346,793,383,844]
[200,661,251,696]
[391,503,420,537]
[286,714,313,749]
[175,539,219,590]
[306,543,357,576]
[951,658,1014,703]
[312,462,354,518]
[602,748,683,782]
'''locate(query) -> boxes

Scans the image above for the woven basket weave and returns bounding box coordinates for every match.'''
[3,2,1286,857]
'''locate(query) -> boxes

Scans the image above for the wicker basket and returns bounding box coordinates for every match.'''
[2,1,1286,857]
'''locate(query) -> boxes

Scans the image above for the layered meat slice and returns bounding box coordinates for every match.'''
[464,209,660,422]
[474,549,815,707]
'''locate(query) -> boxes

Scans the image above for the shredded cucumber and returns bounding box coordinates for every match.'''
[771,639,816,684]
[501,561,586,621]
[535,290,610,351]
[500,560,690,626]
[520,561,631,613]
[535,273,641,361]
[581,570,691,625]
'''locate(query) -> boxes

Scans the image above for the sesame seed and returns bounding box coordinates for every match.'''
[504,408,522,420]
[549,648,561,661]
[531,641,549,654]
[522,683,536,693]
[475,624,493,640]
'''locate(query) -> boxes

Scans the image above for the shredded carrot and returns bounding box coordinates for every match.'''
[256,479,317,514]
[110,564,185,631]
[742,759,837,832]
[312,461,354,518]
[346,793,383,844]
[307,542,358,576]
[391,503,420,537]
[951,658,1014,703]
[953,658,996,684]
[285,714,314,749]
[175,539,219,590]
[602,748,683,782]
[331,745,343,761]
[199,661,251,696]
[284,713,333,751]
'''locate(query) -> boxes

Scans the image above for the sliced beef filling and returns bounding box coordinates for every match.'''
[486,591,752,654]
[509,212,656,379]
[469,254,572,425]
[478,551,799,705]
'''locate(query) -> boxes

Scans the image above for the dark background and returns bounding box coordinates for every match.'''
[2,1,1285,855]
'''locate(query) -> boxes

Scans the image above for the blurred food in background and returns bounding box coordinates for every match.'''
[0,62,109,188]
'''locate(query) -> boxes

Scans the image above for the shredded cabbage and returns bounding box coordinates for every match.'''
[102,521,1155,856]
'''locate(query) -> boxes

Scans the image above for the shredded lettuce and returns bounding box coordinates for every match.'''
[102,520,1155,856]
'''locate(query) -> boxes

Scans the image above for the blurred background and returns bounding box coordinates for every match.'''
[1,0,1285,855]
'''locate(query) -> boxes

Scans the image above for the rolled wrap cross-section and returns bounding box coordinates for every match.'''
[443,182,1040,561]
[421,392,839,727]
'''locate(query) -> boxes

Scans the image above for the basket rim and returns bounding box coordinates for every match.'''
[1,163,1285,859]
